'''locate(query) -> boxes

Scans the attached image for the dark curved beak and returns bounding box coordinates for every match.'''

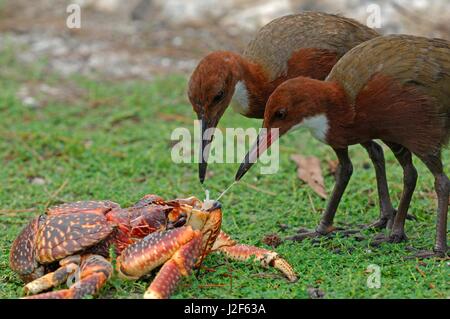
[198,118,216,184]
[235,128,277,181]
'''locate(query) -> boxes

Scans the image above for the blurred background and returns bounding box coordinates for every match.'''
[1,0,449,90]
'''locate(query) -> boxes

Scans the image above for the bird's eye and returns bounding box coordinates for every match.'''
[213,90,225,104]
[274,109,287,120]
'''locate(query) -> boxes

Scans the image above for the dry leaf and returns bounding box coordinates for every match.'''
[291,154,327,199]
[262,234,282,248]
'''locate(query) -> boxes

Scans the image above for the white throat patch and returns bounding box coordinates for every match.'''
[289,114,329,143]
[231,81,249,115]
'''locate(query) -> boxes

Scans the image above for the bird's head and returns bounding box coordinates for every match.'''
[188,51,241,183]
[235,77,331,181]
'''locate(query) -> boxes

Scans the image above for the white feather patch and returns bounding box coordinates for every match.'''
[289,114,329,143]
[231,81,249,115]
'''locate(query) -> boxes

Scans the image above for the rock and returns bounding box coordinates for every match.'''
[29,177,46,185]
[75,0,126,12]
[153,0,292,31]
[222,0,292,31]
[17,86,40,108]
[307,287,325,299]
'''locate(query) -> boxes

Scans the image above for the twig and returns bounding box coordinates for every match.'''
[44,179,69,210]
[240,182,276,196]
[415,265,426,278]
[251,273,283,280]
[0,208,36,216]
[307,192,318,214]
[198,284,226,289]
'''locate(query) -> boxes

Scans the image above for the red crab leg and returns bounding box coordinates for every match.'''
[116,226,198,279]
[212,231,298,282]
[116,226,202,299]
[145,233,202,299]
[24,256,80,295]
[24,254,112,299]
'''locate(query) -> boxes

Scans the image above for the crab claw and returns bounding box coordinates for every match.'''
[212,231,297,283]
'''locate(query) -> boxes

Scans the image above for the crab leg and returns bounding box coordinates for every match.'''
[145,233,202,299]
[212,231,298,282]
[117,226,203,299]
[24,256,81,295]
[24,254,112,299]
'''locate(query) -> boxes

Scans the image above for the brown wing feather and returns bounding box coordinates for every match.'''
[244,12,380,80]
[327,35,450,143]
[327,35,450,105]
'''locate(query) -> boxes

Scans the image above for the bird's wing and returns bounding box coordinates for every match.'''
[243,12,380,80]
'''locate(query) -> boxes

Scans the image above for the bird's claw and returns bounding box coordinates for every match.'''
[287,225,364,242]
[404,249,449,260]
[370,231,408,247]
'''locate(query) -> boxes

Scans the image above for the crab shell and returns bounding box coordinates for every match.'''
[9,196,222,283]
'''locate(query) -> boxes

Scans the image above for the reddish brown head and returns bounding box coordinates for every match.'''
[188,51,242,183]
[235,77,339,180]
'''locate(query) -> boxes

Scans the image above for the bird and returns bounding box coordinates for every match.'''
[235,34,450,258]
[188,12,399,230]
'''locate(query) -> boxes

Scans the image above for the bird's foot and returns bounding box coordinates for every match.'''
[404,248,449,260]
[370,230,408,247]
[364,217,392,230]
[363,209,417,231]
[287,225,363,242]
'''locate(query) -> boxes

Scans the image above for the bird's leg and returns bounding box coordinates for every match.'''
[429,173,449,257]
[411,154,448,259]
[24,254,112,299]
[211,231,297,282]
[361,141,396,229]
[290,148,354,241]
[371,144,417,246]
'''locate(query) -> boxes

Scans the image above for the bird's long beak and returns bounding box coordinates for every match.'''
[235,128,278,181]
[198,118,217,184]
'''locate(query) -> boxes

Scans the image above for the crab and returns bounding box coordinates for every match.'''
[9,194,297,299]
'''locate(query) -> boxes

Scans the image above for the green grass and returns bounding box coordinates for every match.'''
[0,48,448,299]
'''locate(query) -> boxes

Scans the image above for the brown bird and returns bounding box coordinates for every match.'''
[188,12,400,229]
[236,35,450,258]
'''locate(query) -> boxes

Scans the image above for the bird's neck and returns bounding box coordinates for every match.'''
[321,81,362,148]
[290,81,353,147]
[229,55,272,119]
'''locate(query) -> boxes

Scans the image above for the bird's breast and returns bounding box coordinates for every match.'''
[231,80,250,115]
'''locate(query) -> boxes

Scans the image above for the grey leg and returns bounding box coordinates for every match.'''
[361,141,396,229]
[414,153,449,258]
[385,143,418,242]
[289,148,353,241]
